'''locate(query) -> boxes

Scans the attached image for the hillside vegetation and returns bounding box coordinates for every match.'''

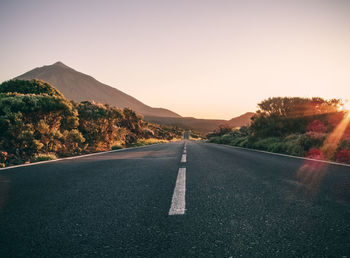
[207,97,350,164]
[0,80,184,167]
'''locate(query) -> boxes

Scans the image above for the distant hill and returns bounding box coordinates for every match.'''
[15,61,180,118]
[15,61,254,133]
[145,112,254,134]
[228,112,255,127]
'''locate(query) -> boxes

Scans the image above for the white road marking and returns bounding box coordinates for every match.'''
[183,149,187,154]
[181,154,187,163]
[169,167,186,215]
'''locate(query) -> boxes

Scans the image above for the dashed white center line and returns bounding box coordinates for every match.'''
[169,143,188,216]
[169,167,186,215]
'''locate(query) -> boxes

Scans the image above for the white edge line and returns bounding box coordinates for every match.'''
[208,142,350,168]
[0,143,167,171]
[169,167,186,215]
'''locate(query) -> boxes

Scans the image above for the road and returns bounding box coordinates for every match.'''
[0,141,350,257]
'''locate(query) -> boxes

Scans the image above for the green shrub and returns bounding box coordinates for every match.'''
[0,79,65,98]
[221,133,235,144]
[128,142,145,147]
[238,137,249,147]
[339,140,350,150]
[283,134,307,156]
[111,144,123,150]
[252,137,283,152]
[230,136,247,146]
[31,153,57,162]
[208,136,221,144]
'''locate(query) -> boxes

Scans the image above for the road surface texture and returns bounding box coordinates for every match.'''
[0,141,350,257]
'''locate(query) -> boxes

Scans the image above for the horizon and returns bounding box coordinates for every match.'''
[1,0,350,119]
[13,60,255,120]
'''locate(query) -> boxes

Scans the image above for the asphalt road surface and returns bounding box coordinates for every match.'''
[0,141,350,257]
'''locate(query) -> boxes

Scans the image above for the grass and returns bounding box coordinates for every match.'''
[111,144,123,150]
[127,138,178,147]
[31,153,57,162]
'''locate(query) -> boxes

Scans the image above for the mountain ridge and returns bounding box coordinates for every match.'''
[144,112,254,134]
[15,61,254,133]
[16,61,181,118]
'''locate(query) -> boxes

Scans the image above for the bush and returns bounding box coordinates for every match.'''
[0,151,7,163]
[206,96,348,162]
[251,137,283,152]
[60,129,86,156]
[336,149,350,164]
[230,136,248,147]
[283,133,325,157]
[208,136,221,144]
[339,140,350,150]
[0,79,65,98]
[0,80,184,167]
[238,137,249,147]
[111,144,123,150]
[221,133,236,144]
[0,151,7,167]
[31,153,57,162]
[306,149,324,160]
[283,134,307,157]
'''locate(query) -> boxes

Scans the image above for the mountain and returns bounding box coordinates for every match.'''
[15,61,254,133]
[144,112,254,134]
[15,61,181,118]
[227,112,255,127]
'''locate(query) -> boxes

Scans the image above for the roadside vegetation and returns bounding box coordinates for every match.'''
[207,97,350,164]
[189,130,202,140]
[0,79,184,167]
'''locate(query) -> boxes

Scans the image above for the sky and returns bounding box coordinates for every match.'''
[0,0,349,119]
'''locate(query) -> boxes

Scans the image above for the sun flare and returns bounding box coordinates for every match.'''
[343,100,350,111]
[343,101,350,119]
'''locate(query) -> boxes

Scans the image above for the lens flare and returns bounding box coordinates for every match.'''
[344,104,350,120]
[343,100,350,111]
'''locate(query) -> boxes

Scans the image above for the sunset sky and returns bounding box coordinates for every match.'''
[1,0,349,119]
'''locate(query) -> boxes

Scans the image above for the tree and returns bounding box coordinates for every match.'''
[250,97,343,137]
[257,97,341,118]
